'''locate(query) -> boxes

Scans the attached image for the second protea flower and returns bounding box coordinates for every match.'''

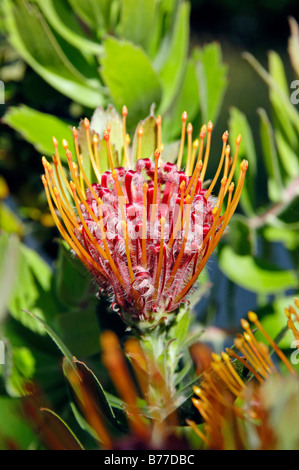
[42,106,247,328]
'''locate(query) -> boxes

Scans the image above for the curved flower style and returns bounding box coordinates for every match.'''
[42,107,247,326]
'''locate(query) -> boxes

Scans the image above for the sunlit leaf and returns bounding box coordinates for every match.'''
[101,37,162,128]
[3,105,75,158]
[193,42,228,124]
[154,1,190,113]
[119,0,156,50]
[218,245,298,294]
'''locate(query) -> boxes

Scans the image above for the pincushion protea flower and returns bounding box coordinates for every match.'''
[188,300,299,449]
[42,106,247,328]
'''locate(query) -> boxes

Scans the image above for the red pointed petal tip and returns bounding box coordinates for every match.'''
[122,105,128,117]
[207,121,213,132]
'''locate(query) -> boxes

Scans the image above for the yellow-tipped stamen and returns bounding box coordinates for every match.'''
[187,139,199,177]
[154,217,166,296]
[185,127,206,196]
[67,159,101,225]
[210,183,234,252]
[186,419,210,446]
[225,134,241,194]
[156,115,162,151]
[93,134,101,175]
[199,121,213,182]
[177,111,187,170]
[225,160,248,221]
[51,186,107,278]
[72,127,85,197]
[103,130,114,171]
[43,158,79,230]
[83,118,102,183]
[190,160,203,203]
[67,147,98,201]
[226,348,264,384]
[137,125,143,161]
[248,311,297,376]
[223,145,231,180]
[142,182,148,268]
[185,123,193,175]
[211,354,242,396]
[69,182,107,260]
[52,137,72,195]
[241,319,274,371]
[122,106,130,167]
[174,178,228,305]
[243,331,273,374]
[42,176,87,268]
[205,131,229,199]
[97,199,125,287]
[51,155,80,226]
[221,352,246,389]
[235,337,269,378]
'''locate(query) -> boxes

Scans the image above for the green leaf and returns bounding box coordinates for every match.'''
[228,107,256,215]
[263,225,299,251]
[36,0,103,55]
[156,1,190,113]
[101,37,162,127]
[163,59,200,142]
[255,295,298,350]
[39,408,84,450]
[23,309,76,371]
[63,357,124,433]
[0,202,24,236]
[3,105,75,158]
[288,17,299,77]
[243,52,299,135]
[0,233,60,334]
[258,107,283,202]
[131,112,157,162]
[218,245,298,294]
[90,104,124,166]
[0,396,37,448]
[56,309,101,358]
[2,0,104,107]
[68,0,111,33]
[274,129,299,178]
[268,50,298,150]
[119,0,156,50]
[2,346,35,397]
[55,241,95,308]
[193,42,228,124]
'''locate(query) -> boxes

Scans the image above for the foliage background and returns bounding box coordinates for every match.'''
[0,0,299,449]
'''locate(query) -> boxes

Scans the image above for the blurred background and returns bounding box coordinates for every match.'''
[0,0,299,449]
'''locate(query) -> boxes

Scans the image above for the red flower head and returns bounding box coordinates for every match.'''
[42,107,247,328]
